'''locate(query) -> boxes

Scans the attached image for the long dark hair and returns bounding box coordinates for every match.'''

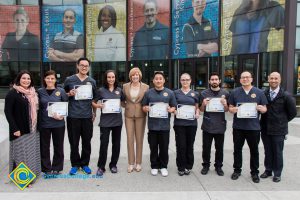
[103,70,118,89]
[43,70,57,88]
[14,70,34,88]
[98,5,117,29]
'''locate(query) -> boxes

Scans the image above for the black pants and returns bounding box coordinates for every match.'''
[174,126,197,171]
[202,131,225,168]
[67,117,93,168]
[148,130,170,169]
[233,129,260,175]
[97,126,122,170]
[40,126,65,172]
[261,132,285,177]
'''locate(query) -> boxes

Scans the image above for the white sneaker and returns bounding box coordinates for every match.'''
[151,169,158,176]
[160,168,168,177]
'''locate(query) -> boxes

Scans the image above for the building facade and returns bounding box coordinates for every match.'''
[0,0,299,103]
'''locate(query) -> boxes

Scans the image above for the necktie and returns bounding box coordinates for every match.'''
[270,91,276,101]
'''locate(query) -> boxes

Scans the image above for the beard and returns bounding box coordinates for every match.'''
[210,83,219,88]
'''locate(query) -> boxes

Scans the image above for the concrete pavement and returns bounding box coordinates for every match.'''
[0,99,300,199]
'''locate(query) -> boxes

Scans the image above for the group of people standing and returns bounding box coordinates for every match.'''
[4,57,297,188]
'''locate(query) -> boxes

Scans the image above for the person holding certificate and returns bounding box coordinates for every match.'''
[141,71,177,177]
[199,73,229,176]
[228,71,268,183]
[93,70,124,176]
[37,70,68,176]
[173,73,200,176]
[64,58,97,175]
[122,67,149,173]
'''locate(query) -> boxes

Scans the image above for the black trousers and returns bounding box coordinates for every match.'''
[148,130,170,169]
[97,126,122,170]
[40,126,65,172]
[202,131,225,168]
[174,126,197,171]
[67,117,93,168]
[261,132,285,177]
[233,129,260,175]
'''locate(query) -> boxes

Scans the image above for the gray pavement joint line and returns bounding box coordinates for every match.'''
[192,171,213,200]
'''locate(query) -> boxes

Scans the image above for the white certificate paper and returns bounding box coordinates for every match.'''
[176,104,195,120]
[237,103,257,118]
[74,85,93,100]
[102,99,121,113]
[47,102,68,117]
[149,102,168,118]
[206,98,224,112]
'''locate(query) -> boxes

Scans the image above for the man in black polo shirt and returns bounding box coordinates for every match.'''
[183,0,218,58]
[228,71,268,183]
[260,72,297,182]
[199,73,229,176]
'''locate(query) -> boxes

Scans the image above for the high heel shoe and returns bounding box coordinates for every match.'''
[127,165,135,173]
[135,164,142,172]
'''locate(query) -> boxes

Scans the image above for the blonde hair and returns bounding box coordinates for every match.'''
[129,67,142,81]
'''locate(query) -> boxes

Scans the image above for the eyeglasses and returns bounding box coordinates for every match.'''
[240,76,251,79]
[180,79,191,82]
[78,64,89,68]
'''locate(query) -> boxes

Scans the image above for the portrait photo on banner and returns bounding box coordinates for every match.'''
[42,5,84,62]
[86,1,126,62]
[172,0,219,59]
[0,5,40,62]
[128,0,170,61]
[221,0,285,56]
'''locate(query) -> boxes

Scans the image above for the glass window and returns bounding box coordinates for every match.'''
[296,28,300,49]
[20,0,38,5]
[297,3,300,25]
[43,0,82,5]
[222,55,237,91]
[0,0,16,5]
[295,52,300,95]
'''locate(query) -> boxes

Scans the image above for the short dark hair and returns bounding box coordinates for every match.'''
[98,5,117,29]
[63,8,76,18]
[77,57,90,66]
[43,70,57,88]
[153,71,165,79]
[14,70,34,88]
[209,72,220,80]
[103,70,118,89]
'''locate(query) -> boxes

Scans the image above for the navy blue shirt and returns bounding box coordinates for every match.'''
[228,86,268,130]
[200,88,229,133]
[64,74,97,118]
[95,87,124,127]
[142,88,177,131]
[38,87,68,128]
[173,89,199,127]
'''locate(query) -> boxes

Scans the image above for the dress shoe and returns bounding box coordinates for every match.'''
[96,168,105,176]
[231,172,241,180]
[273,176,281,182]
[184,169,191,175]
[127,165,135,173]
[251,174,260,183]
[215,168,224,176]
[178,170,185,176]
[110,166,118,173]
[201,166,209,175]
[135,164,142,172]
[260,171,272,178]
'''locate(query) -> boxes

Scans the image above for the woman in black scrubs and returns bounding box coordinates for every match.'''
[173,73,200,176]
[93,70,124,176]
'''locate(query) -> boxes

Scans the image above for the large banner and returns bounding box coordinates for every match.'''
[128,0,170,61]
[42,5,84,62]
[222,0,285,56]
[172,0,219,59]
[0,6,40,62]
[86,1,126,62]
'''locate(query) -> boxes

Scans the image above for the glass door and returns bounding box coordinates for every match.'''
[238,54,258,86]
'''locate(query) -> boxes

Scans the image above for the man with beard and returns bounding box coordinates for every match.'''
[183,0,218,57]
[199,73,229,176]
[131,0,169,60]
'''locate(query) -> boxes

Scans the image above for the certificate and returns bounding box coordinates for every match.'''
[74,85,93,100]
[237,103,257,118]
[206,98,224,112]
[102,99,121,113]
[176,104,195,120]
[149,102,168,118]
[47,102,68,117]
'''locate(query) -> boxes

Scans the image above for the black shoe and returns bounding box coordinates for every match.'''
[215,168,224,176]
[231,172,241,180]
[178,170,185,176]
[273,176,281,182]
[251,174,260,183]
[110,166,118,173]
[201,167,209,175]
[260,171,272,178]
[52,170,61,175]
[184,169,191,175]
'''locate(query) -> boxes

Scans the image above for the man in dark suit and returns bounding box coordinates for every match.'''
[260,72,297,182]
